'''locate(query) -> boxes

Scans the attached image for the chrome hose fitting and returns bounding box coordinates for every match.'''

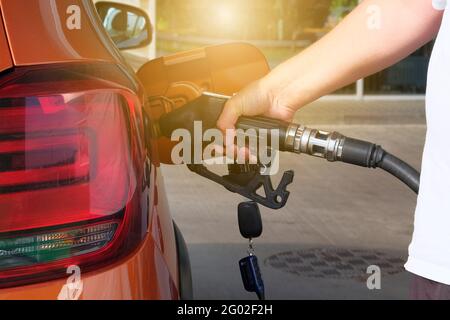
[284,123,345,162]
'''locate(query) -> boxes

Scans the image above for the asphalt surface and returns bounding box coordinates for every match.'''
[162,100,426,300]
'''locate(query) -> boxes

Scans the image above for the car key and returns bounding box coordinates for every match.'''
[239,254,265,300]
[237,201,265,300]
[238,201,263,239]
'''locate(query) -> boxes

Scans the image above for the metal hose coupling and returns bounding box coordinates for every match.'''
[283,123,345,162]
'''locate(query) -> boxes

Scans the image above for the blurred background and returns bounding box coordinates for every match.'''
[114,0,431,98]
[105,0,428,299]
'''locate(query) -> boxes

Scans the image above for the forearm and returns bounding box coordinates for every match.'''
[264,0,443,110]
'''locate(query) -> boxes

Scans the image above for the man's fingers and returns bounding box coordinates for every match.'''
[217,99,242,132]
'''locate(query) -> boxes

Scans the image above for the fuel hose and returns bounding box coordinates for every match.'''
[233,115,420,194]
[158,92,421,194]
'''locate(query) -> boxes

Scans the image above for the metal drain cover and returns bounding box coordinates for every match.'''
[265,249,406,280]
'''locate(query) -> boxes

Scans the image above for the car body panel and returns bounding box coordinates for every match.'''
[152,168,180,284]
[0,8,12,72]
[0,0,116,66]
[121,51,150,71]
[0,0,181,300]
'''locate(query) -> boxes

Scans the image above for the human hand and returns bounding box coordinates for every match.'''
[216,78,298,133]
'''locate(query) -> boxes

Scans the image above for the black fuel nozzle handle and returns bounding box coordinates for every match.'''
[158,93,286,142]
[236,116,289,150]
[158,92,228,138]
[157,92,343,159]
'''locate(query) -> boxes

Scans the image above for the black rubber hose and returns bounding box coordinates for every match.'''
[340,138,420,194]
[377,152,420,194]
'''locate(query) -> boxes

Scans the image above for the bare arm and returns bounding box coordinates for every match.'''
[218,0,444,129]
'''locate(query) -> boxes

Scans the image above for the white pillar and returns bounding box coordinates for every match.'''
[149,0,156,59]
[140,0,156,59]
[356,79,364,100]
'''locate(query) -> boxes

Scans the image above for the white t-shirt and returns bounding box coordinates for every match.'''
[404,0,450,284]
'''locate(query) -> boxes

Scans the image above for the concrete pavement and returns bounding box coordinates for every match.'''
[162,100,426,299]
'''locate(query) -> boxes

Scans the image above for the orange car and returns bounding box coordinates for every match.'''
[0,0,192,300]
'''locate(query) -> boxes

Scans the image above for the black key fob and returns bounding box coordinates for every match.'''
[238,201,263,239]
[239,255,265,300]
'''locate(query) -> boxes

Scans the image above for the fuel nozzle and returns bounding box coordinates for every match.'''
[282,123,345,162]
[158,92,346,162]
[235,117,345,162]
[157,92,420,196]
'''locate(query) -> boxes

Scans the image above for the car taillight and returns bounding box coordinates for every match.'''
[0,64,147,287]
[0,222,118,269]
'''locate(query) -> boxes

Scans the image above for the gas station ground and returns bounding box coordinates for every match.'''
[162,99,426,299]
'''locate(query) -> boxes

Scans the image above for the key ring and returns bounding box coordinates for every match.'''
[247,238,255,256]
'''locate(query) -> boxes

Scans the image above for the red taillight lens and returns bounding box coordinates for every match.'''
[0,64,147,287]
